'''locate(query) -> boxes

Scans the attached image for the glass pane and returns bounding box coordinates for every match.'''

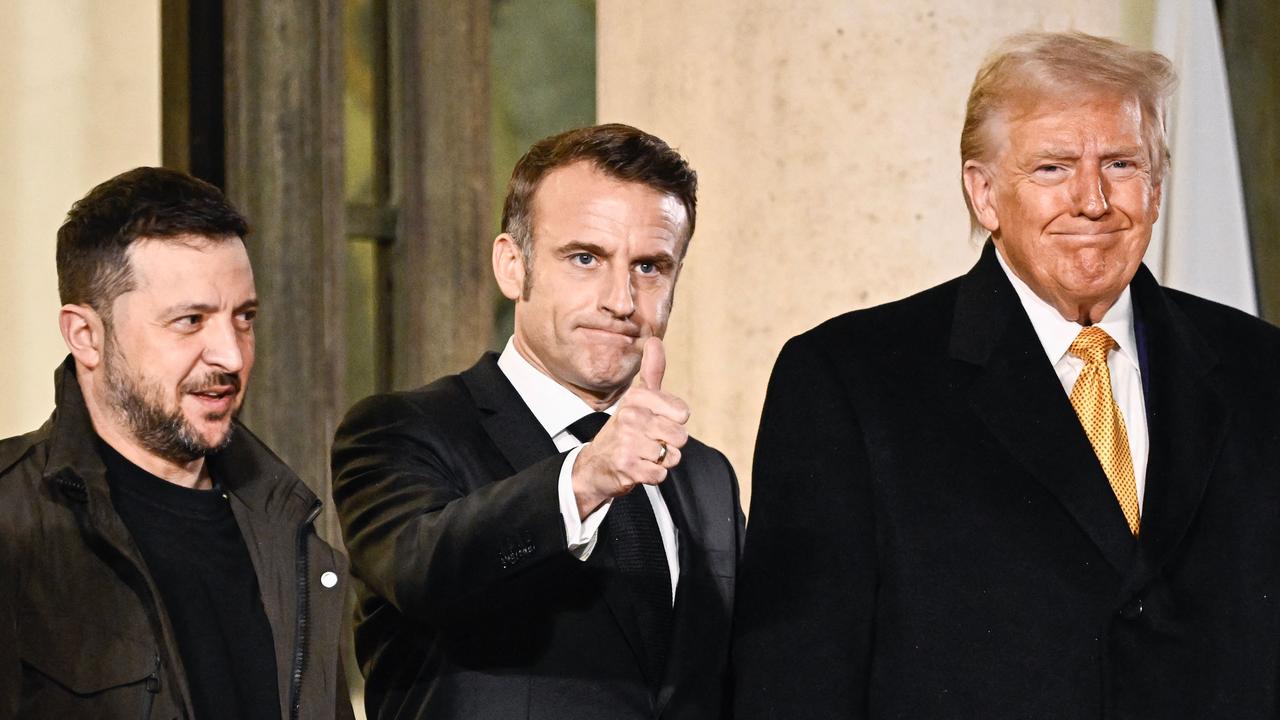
[345,237,380,409]
[490,0,597,346]
[345,0,383,205]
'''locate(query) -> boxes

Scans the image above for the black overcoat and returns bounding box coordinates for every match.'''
[734,242,1280,719]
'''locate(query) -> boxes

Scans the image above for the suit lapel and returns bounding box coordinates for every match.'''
[461,354,559,472]
[953,243,1137,575]
[463,354,659,687]
[1129,268,1226,580]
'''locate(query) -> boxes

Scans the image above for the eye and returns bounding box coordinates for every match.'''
[636,262,658,275]
[1107,159,1140,177]
[174,314,203,330]
[236,309,257,327]
[1035,164,1064,174]
[571,252,596,267]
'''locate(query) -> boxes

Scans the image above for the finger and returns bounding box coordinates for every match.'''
[645,415,689,449]
[635,336,666,392]
[660,443,680,471]
[619,451,668,486]
[620,388,691,425]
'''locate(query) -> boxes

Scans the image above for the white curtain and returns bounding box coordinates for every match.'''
[1145,0,1257,315]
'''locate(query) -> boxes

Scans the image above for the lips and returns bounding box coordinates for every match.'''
[578,323,641,338]
[184,373,242,415]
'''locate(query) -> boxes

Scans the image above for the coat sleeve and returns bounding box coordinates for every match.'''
[331,391,570,624]
[731,334,877,719]
[0,479,22,717]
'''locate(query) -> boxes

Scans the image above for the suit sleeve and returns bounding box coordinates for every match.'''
[331,392,570,624]
[732,334,877,719]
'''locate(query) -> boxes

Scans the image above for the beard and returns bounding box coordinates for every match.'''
[103,336,242,465]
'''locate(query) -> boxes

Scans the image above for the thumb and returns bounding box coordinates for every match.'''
[635,336,666,392]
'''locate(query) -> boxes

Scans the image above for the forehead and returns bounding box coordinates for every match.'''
[531,161,688,242]
[123,235,255,300]
[998,91,1146,154]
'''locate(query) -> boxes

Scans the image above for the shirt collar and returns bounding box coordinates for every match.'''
[496,337,614,438]
[995,247,1140,371]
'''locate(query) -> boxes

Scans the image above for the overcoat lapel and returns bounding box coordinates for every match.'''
[1128,267,1226,582]
[952,243,1137,575]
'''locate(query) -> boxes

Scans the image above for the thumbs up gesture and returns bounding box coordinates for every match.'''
[572,336,691,518]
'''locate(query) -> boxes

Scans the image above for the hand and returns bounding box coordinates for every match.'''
[572,337,690,518]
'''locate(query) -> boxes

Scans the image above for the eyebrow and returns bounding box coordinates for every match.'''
[1031,146,1145,161]
[559,240,609,256]
[159,298,259,317]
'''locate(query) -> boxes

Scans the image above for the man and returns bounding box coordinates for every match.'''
[734,31,1280,719]
[0,167,352,719]
[333,123,743,720]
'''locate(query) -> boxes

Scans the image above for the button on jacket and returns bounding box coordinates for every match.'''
[0,357,354,720]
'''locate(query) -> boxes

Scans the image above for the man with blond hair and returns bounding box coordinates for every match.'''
[734,31,1280,718]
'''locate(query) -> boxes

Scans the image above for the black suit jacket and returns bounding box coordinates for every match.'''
[333,353,744,720]
[733,242,1280,719]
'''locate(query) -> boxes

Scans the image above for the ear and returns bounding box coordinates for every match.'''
[492,233,526,301]
[962,160,1001,233]
[59,304,106,369]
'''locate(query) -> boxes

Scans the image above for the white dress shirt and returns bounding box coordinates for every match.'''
[497,337,680,601]
[996,251,1149,510]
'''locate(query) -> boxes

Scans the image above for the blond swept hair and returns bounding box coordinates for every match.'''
[960,31,1177,235]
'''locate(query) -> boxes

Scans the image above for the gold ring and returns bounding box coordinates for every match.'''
[655,441,668,464]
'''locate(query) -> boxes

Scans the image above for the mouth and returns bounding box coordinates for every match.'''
[186,381,241,415]
[1049,228,1128,240]
[578,325,642,342]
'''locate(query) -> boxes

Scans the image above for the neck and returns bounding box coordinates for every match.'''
[1055,298,1116,326]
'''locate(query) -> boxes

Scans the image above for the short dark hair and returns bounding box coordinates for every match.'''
[56,166,250,322]
[500,123,698,278]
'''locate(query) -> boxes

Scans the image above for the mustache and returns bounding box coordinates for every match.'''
[181,372,243,395]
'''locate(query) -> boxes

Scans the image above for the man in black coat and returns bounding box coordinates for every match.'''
[734,31,1280,719]
[334,124,743,720]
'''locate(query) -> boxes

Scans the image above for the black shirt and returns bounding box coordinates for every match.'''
[101,441,281,720]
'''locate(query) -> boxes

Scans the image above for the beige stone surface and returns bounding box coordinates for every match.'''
[598,0,1145,509]
[0,0,161,438]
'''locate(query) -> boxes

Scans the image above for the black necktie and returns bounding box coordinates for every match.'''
[566,412,673,687]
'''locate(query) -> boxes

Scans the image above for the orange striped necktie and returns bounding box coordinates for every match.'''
[1068,326,1141,536]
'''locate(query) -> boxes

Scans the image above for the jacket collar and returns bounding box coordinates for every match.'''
[950,242,1224,580]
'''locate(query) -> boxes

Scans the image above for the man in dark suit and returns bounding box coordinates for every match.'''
[734,31,1280,719]
[333,123,743,720]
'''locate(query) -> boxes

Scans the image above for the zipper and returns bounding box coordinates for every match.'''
[140,652,161,720]
[288,500,323,720]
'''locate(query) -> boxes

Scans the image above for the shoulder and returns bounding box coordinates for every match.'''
[0,419,50,479]
[0,423,54,556]
[777,275,964,378]
[337,371,478,439]
[1165,288,1280,344]
[1162,288,1280,377]
[680,434,735,479]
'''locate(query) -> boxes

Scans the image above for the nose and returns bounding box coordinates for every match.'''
[1072,164,1110,219]
[600,263,636,318]
[201,316,247,374]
